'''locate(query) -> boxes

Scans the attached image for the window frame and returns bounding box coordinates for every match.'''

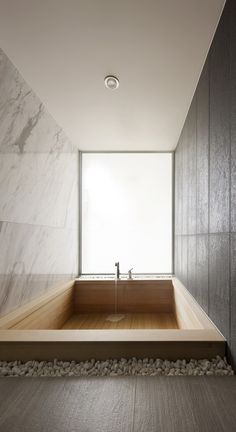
[78,151,174,277]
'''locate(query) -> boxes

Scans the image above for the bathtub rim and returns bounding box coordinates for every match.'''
[0,277,225,343]
[0,277,225,361]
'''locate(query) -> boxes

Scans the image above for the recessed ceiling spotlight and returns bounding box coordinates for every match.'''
[104,75,119,90]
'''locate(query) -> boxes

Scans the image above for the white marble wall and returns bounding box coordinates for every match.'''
[0,48,78,315]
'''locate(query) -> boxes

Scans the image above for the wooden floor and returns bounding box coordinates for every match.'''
[61,312,179,329]
[0,377,235,431]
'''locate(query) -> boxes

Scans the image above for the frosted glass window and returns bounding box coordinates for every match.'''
[81,153,172,274]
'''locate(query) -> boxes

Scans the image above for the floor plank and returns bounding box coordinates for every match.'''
[0,377,136,432]
[0,377,236,432]
[134,376,236,432]
[62,312,178,329]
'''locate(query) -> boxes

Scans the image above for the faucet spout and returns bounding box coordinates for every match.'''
[115,262,120,279]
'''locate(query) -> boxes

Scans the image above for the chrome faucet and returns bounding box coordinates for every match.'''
[128,268,133,279]
[115,262,120,279]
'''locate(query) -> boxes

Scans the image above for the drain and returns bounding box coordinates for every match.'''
[105,314,125,323]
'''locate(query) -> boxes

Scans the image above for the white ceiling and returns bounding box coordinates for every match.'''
[0,0,224,151]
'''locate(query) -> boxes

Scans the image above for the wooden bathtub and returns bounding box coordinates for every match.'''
[0,278,225,361]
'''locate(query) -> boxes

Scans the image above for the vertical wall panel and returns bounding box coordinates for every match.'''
[229,340,236,370]
[187,97,197,235]
[175,1,236,367]
[196,235,209,314]
[182,126,188,236]
[230,234,236,351]
[181,235,188,287]
[175,236,182,280]
[175,143,182,236]
[209,4,230,234]
[187,235,197,298]
[174,149,179,237]
[178,236,183,282]
[209,233,230,339]
[174,235,179,277]
[230,0,236,364]
[231,0,236,232]
[196,60,209,234]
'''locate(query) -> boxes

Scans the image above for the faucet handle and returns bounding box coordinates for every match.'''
[128,268,133,279]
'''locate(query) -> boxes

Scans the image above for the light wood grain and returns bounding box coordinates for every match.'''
[0,280,75,329]
[11,289,74,330]
[0,328,224,342]
[0,278,225,361]
[74,280,174,313]
[62,313,178,329]
[0,329,225,361]
[172,277,216,329]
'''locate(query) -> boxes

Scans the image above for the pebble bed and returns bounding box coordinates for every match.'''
[0,356,234,377]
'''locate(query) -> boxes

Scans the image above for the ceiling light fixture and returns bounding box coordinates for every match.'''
[104,75,119,90]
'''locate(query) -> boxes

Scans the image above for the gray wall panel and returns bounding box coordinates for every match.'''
[196,61,209,235]
[209,234,230,340]
[187,98,197,235]
[187,235,197,298]
[181,236,188,287]
[174,235,179,277]
[175,145,182,236]
[182,127,188,236]
[229,337,236,370]
[178,236,183,281]
[175,236,182,279]
[209,4,230,234]
[175,0,236,367]
[230,234,236,347]
[230,0,236,232]
[196,235,209,314]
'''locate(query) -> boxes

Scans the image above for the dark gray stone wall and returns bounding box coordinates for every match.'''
[175,0,236,367]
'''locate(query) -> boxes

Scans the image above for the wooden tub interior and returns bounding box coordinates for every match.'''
[0,278,225,361]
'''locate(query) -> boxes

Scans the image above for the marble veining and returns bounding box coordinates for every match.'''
[0,48,76,154]
[0,222,78,275]
[0,48,78,315]
[0,153,78,229]
[0,274,74,315]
